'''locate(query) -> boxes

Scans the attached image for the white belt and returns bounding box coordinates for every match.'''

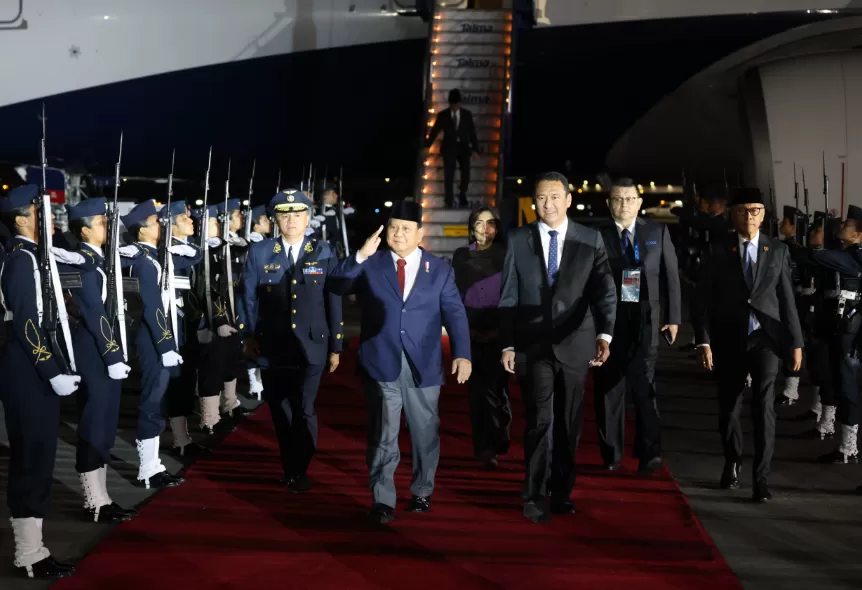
[826,290,860,301]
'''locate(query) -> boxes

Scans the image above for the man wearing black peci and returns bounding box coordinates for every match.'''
[425,88,481,208]
[499,171,617,523]
[593,178,681,476]
[693,187,803,503]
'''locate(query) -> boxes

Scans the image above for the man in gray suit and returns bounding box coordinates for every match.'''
[593,178,681,476]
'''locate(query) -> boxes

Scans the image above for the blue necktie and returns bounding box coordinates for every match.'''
[621,228,634,266]
[286,246,295,273]
[548,230,559,286]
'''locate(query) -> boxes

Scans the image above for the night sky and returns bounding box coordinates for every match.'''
[0,11,835,209]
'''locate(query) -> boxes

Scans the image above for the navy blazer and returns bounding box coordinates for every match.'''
[329,248,470,388]
[242,236,343,366]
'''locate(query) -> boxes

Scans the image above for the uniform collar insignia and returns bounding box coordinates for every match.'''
[304,241,314,254]
[273,242,282,254]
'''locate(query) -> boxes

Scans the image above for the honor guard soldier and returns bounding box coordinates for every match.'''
[120,200,186,488]
[194,203,244,434]
[775,206,807,406]
[240,204,271,398]
[0,185,80,579]
[812,205,862,464]
[215,197,252,420]
[242,189,343,493]
[161,200,209,456]
[62,198,138,523]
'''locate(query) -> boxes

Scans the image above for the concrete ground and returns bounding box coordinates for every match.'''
[1,309,861,589]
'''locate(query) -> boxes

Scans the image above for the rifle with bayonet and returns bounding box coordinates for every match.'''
[103,132,132,361]
[792,162,807,246]
[272,168,282,239]
[37,104,76,372]
[338,165,350,258]
[766,169,778,238]
[823,151,830,219]
[243,159,256,242]
[199,147,214,336]
[220,159,236,324]
[158,149,179,349]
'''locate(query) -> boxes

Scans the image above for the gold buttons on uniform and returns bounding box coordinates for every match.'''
[292,294,297,299]
[336,334,342,339]
[292,279,297,284]
[292,323,296,329]
[292,309,297,314]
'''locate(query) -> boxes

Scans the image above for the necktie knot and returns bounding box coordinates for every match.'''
[548,230,558,238]
[397,259,407,269]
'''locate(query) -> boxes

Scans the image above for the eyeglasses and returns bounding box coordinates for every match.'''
[733,206,764,217]
[609,197,640,205]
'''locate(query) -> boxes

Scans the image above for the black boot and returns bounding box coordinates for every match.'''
[16,556,75,580]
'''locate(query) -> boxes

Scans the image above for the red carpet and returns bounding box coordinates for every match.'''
[56,339,741,590]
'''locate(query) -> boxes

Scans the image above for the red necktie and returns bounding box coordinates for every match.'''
[396,258,407,294]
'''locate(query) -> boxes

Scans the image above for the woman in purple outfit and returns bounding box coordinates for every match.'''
[451,207,511,468]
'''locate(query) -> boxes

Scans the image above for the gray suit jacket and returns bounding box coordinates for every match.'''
[598,217,681,349]
[499,219,617,369]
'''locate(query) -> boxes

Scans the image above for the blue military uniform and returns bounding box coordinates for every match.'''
[120,200,184,489]
[160,200,208,456]
[242,189,343,491]
[0,185,78,578]
[61,198,138,523]
[812,205,862,464]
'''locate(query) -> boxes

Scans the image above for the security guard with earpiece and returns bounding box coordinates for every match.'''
[241,189,343,493]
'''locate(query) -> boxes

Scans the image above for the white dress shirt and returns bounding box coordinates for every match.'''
[83,243,107,303]
[453,109,460,131]
[614,219,637,240]
[281,237,305,265]
[355,247,422,302]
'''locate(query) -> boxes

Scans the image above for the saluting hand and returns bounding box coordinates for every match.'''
[452,358,472,384]
[358,225,385,260]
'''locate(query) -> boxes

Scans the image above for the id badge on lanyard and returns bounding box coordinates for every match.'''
[620,239,641,303]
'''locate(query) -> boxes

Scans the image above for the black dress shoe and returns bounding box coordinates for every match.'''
[109,502,139,518]
[136,471,185,489]
[222,405,254,421]
[604,461,621,471]
[286,474,313,494]
[719,460,742,490]
[171,442,211,459]
[753,480,772,503]
[87,502,134,523]
[522,500,550,523]
[202,420,236,435]
[481,457,498,469]
[818,449,859,464]
[638,456,662,477]
[496,440,511,456]
[774,395,797,407]
[550,499,576,515]
[408,495,431,513]
[16,556,75,579]
[369,503,395,524]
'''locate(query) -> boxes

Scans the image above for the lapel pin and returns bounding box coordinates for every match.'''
[731,247,737,253]
[425,261,430,273]
[763,245,769,252]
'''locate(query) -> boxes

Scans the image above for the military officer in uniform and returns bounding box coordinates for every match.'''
[120,200,186,489]
[62,198,138,523]
[813,205,862,464]
[0,185,80,579]
[242,189,343,493]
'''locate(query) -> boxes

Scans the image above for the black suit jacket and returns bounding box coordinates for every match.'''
[425,107,480,156]
[499,219,617,369]
[693,232,803,356]
[598,217,681,349]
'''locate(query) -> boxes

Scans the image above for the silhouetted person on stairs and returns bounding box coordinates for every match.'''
[426,88,481,208]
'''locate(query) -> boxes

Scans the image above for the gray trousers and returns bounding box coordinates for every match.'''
[363,352,441,509]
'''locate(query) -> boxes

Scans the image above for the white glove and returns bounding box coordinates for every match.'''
[324,209,336,217]
[217,324,238,338]
[206,237,222,248]
[119,245,141,258]
[50,374,81,396]
[343,206,355,215]
[51,247,86,265]
[309,218,321,229]
[249,232,264,243]
[169,244,198,257]
[313,214,326,223]
[161,350,183,367]
[227,232,247,247]
[107,362,131,380]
